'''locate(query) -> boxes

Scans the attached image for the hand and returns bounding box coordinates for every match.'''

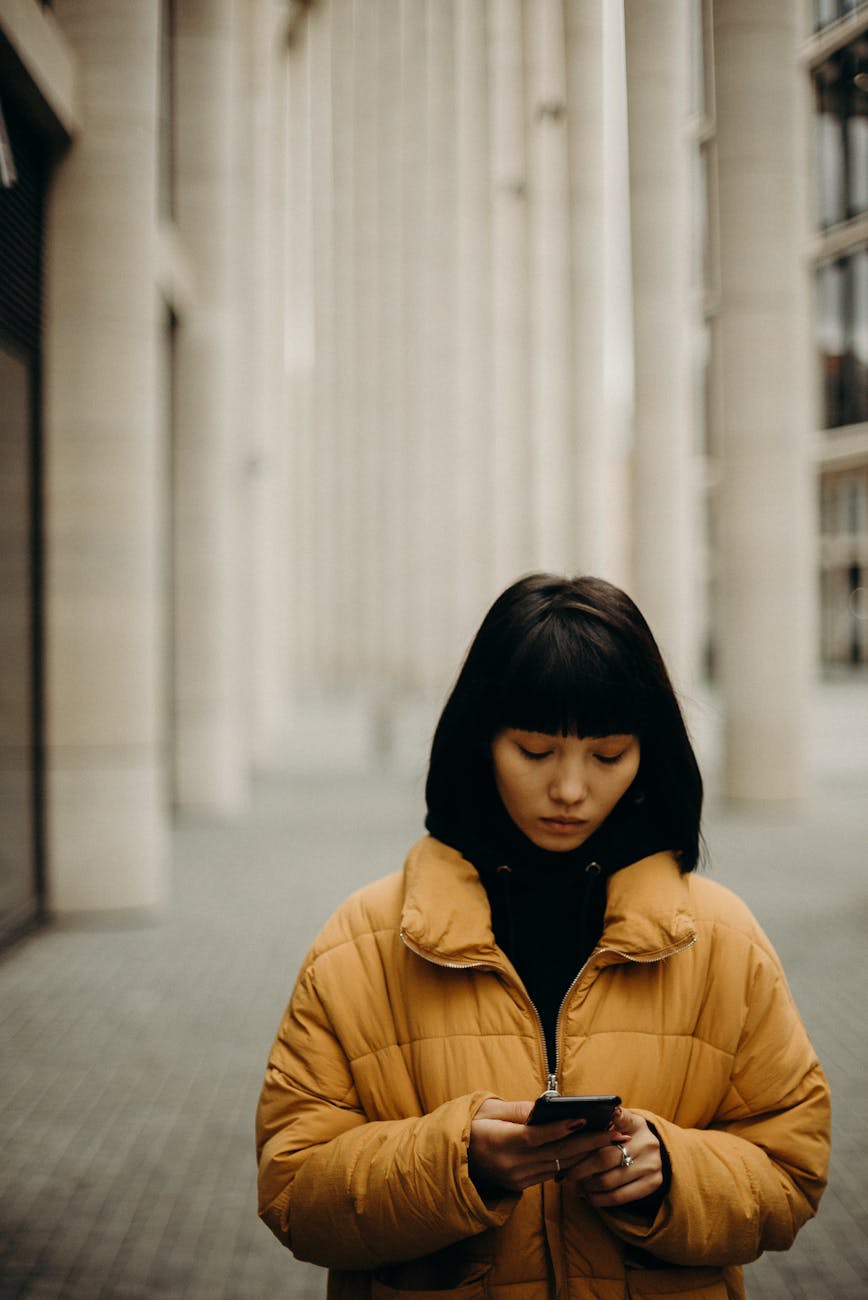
[468,1098,630,1194]
[565,1106,663,1208]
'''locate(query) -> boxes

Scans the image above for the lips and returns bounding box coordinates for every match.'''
[541,817,587,831]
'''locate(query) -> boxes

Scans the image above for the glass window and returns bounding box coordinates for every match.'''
[853,247,868,423]
[815,0,841,29]
[816,0,868,29]
[814,49,868,227]
[817,257,848,427]
[817,248,868,428]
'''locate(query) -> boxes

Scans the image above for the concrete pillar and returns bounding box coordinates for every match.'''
[527,0,572,571]
[308,0,340,680]
[600,0,634,591]
[454,0,494,642]
[331,0,362,685]
[399,0,429,685]
[245,0,291,767]
[174,0,246,811]
[564,0,608,575]
[712,0,814,802]
[419,0,457,689]
[352,0,384,679]
[624,0,698,688]
[44,0,168,912]
[489,0,531,589]
[374,0,407,685]
[286,14,317,684]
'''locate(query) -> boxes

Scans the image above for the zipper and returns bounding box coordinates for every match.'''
[400,928,696,1094]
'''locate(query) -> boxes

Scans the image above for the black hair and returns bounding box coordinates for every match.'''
[424,573,704,872]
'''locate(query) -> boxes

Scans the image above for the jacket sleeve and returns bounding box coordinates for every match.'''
[256,961,519,1270]
[603,932,831,1268]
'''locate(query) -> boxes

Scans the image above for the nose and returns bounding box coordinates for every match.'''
[549,757,588,807]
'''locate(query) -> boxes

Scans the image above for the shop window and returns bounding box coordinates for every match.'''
[817,249,868,428]
[814,48,868,228]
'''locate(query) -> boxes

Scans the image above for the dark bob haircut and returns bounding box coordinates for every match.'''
[425,573,704,872]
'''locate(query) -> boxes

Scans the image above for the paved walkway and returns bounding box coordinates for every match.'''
[1,682,866,1299]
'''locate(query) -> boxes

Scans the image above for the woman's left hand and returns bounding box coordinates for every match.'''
[565,1107,662,1208]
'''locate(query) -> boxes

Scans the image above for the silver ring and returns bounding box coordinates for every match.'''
[554,1156,561,1174]
[617,1144,634,1169]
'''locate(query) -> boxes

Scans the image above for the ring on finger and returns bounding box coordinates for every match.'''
[616,1143,634,1169]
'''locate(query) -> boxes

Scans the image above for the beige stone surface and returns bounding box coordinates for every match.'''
[47,754,168,914]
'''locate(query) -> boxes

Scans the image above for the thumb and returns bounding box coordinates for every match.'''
[474,1097,534,1125]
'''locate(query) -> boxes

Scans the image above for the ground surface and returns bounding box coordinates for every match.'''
[1,682,866,1298]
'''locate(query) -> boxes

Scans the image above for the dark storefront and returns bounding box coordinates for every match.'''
[0,92,47,945]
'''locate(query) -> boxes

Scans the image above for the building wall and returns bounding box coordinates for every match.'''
[2,0,866,935]
[0,0,291,924]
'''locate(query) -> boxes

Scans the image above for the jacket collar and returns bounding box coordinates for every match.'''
[400,835,696,967]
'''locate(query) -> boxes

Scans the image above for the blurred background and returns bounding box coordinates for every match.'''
[1,1,867,1298]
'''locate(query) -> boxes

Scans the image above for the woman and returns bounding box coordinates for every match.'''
[256,574,830,1300]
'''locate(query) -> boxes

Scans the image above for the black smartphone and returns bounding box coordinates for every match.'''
[526,1092,621,1131]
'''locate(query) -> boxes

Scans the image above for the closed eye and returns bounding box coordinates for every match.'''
[595,752,626,765]
[518,745,553,761]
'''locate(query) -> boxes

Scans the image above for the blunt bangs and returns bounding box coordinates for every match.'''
[489,610,650,742]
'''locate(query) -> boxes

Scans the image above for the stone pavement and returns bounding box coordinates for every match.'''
[0,681,866,1299]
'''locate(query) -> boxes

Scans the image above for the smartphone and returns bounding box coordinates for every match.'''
[526,1092,621,1131]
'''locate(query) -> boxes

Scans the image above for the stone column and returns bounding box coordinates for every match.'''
[245,0,291,767]
[43,0,168,912]
[173,0,247,811]
[712,0,814,802]
[398,0,429,685]
[308,0,341,680]
[624,0,698,687]
[565,0,607,575]
[286,14,317,684]
[328,0,355,685]
[489,0,531,589]
[454,0,494,641]
[375,0,407,685]
[527,0,572,571]
[419,0,457,690]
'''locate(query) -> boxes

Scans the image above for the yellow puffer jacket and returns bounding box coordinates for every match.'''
[256,837,829,1300]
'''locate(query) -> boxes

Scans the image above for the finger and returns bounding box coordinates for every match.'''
[474,1097,535,1124]
[524,1116,589,1148]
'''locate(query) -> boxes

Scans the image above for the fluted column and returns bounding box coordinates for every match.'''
[44,0,167,912]
[286,14,317,684]
[309,0,341,678]
[712,0,814,802]
[246,0,291,765]
[489,0,531,590]
[174,0,246,811]
[565,0,607,575]
[419,0,457,689]
[375,0,407,684]
[454,0,494,641]
[528,0,572,571]
[353,0,383,678]
[624,0,698,687]
[399,0,429,684]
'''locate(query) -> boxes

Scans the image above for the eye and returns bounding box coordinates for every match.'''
[594,751,625,766]
[518,744,553,761]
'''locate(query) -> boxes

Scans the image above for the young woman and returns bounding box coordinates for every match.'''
[256,574,830,1300]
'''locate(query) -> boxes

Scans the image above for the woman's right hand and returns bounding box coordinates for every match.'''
[468,1098,629,1194]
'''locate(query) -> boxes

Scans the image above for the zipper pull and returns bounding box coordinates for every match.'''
[547,1073,558,1094]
